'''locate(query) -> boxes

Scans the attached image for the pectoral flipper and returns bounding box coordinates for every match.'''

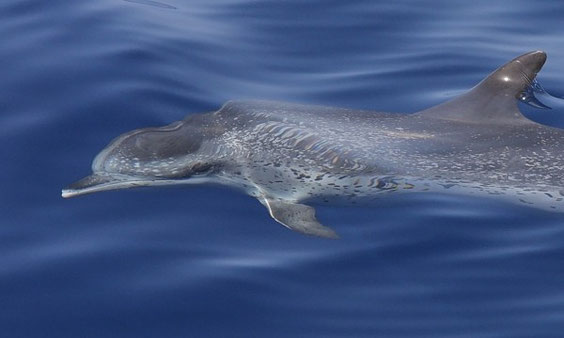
[261,197,339,239]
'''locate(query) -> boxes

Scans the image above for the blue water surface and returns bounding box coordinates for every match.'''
[2,0,564,337]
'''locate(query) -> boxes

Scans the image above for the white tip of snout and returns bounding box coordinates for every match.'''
[61,189,77,198]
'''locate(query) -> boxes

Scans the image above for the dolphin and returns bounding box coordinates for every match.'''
[63,50,563,238]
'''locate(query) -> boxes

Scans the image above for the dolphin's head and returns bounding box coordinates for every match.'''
[62,115,220,198]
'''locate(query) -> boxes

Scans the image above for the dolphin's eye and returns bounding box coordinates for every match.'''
[162,162,213,179]
[191,162,213,174]
[376,179,397,190]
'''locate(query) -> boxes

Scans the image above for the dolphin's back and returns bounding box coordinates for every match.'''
[214,100,399,126]
[213,101,364,172]
[211,100,416,174]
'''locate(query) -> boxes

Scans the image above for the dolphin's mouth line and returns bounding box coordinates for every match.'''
[61,173,210,198]
[62,174,160,198]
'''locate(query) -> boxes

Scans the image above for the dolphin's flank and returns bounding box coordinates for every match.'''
[63,51,563,238]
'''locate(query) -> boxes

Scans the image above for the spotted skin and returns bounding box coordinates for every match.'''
[63,51,563,237]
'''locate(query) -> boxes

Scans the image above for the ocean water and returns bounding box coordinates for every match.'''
[2,0,564,337]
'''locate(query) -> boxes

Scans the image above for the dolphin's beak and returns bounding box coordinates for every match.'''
[62,173,209,198]
[61,173,152,198]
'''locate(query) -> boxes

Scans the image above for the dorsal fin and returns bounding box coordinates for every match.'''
[416,51,547,123]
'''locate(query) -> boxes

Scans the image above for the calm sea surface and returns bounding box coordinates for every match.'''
[2,0,564,337]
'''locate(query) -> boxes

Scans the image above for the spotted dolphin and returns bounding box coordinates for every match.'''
[63,51,562,238]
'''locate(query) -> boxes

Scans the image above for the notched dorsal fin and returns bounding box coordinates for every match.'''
[261,197,339,239]
[417,51,547,123]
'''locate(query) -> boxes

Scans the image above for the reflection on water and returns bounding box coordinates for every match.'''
[520,79,564,128]
[518,80,551,109]
[123,0,177,10]
[1,0,564,337]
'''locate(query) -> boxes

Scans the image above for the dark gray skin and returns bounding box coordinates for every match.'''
[63,51,562,238]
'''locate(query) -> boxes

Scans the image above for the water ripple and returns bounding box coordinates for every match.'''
[2,0,564,336]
